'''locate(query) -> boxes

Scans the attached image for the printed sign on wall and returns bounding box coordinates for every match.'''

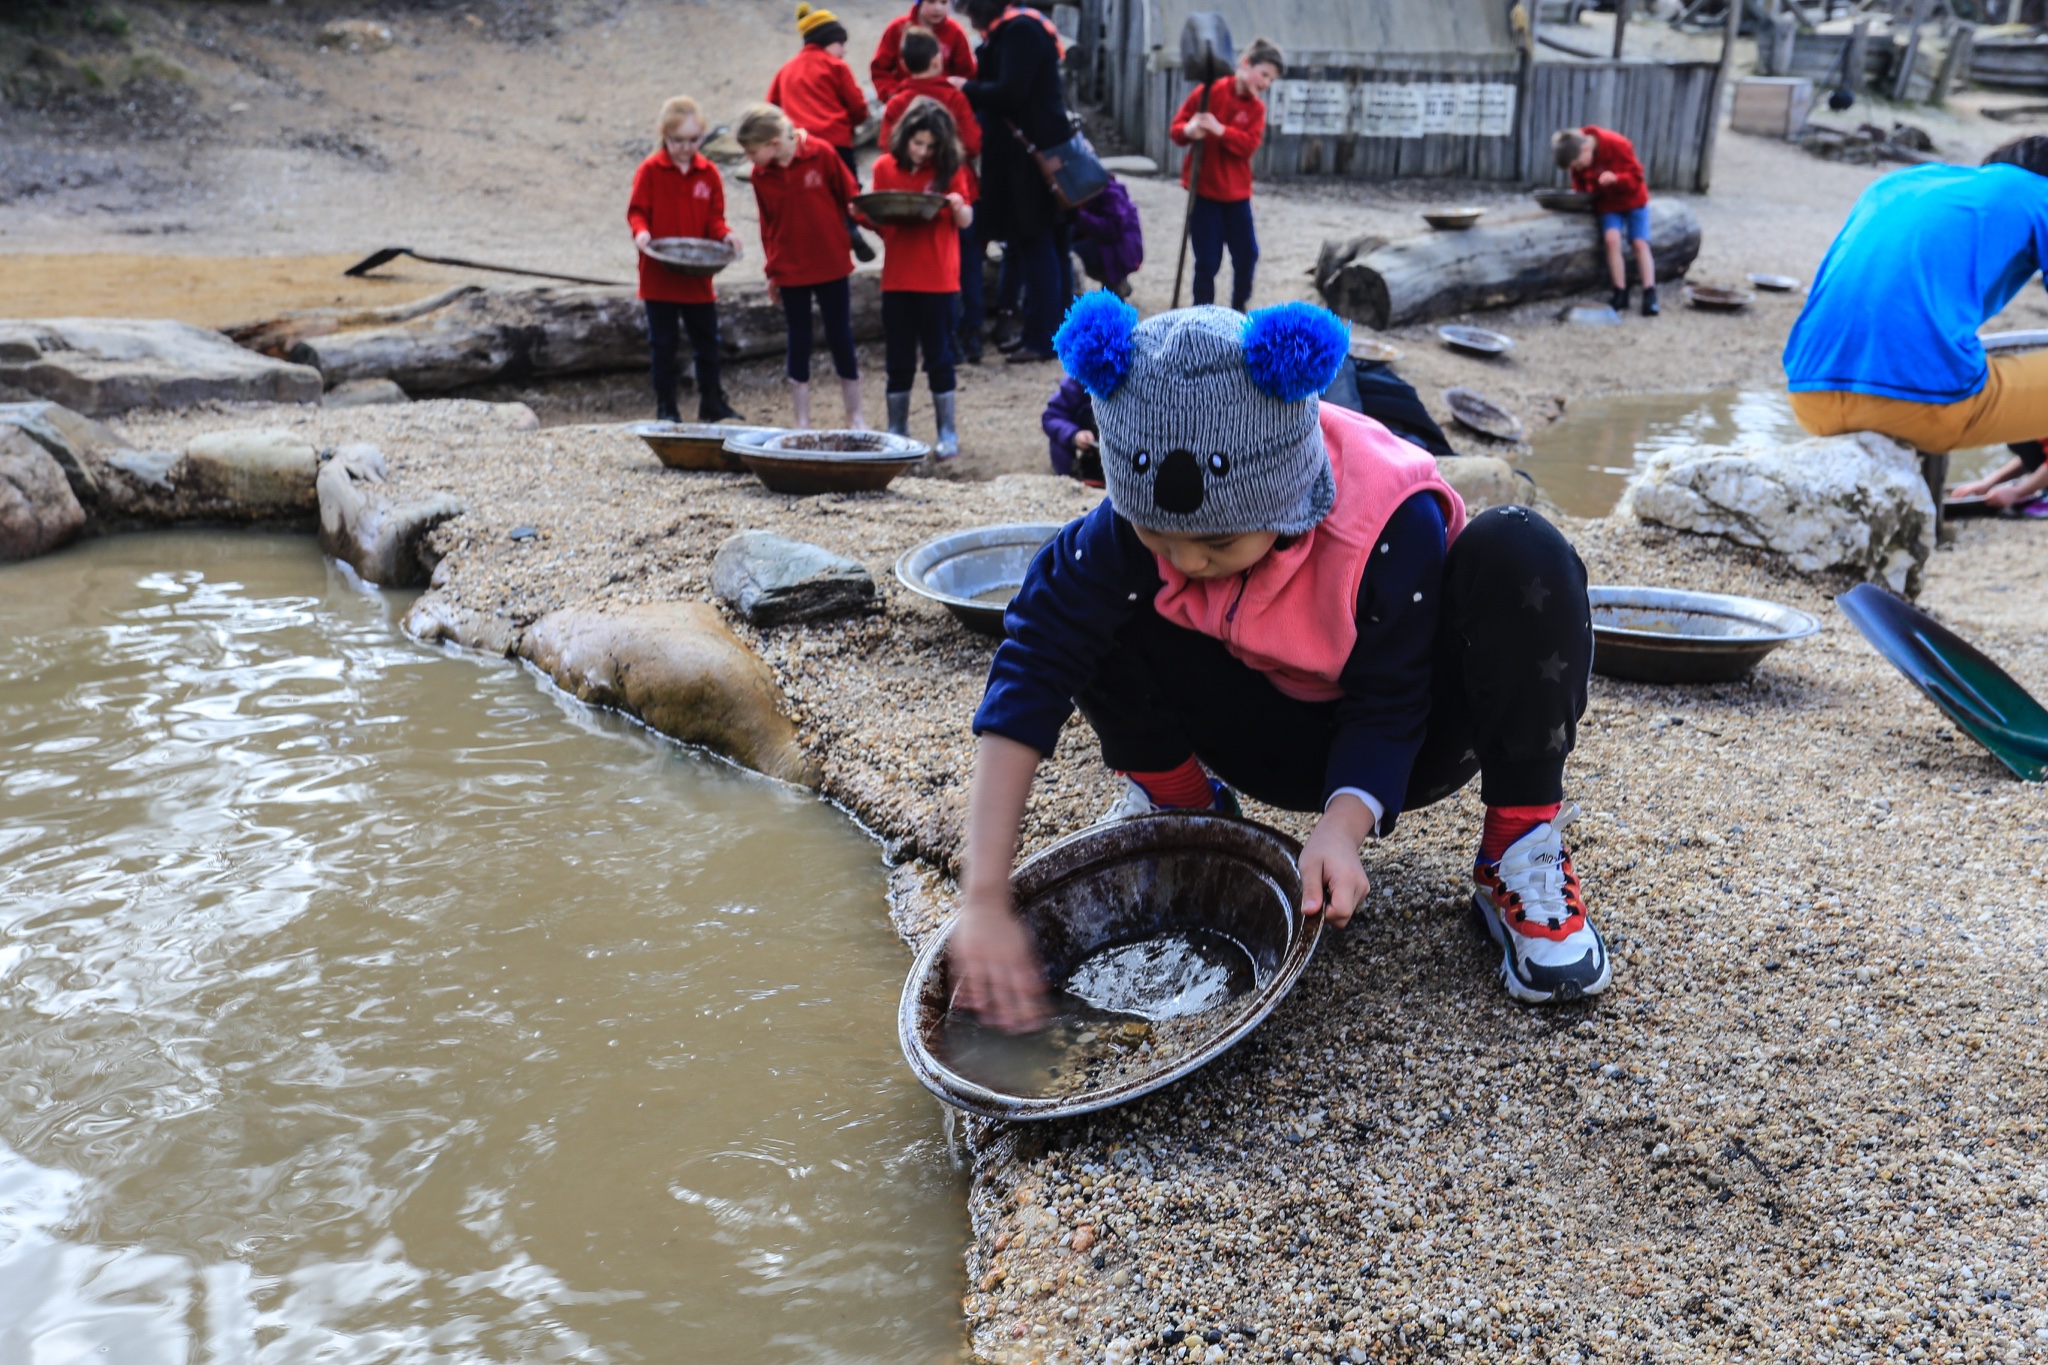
[1271,80,1517,139]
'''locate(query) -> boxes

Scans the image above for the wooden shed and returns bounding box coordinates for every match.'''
[1071,0,1731,190]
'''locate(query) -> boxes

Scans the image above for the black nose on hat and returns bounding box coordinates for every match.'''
[1154,448,1205,516]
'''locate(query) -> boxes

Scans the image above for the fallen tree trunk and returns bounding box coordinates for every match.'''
[246,278,886,393]
[1316,201,1702,331]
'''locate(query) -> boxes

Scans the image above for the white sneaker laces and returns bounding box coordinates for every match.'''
[1496,801,1581,920]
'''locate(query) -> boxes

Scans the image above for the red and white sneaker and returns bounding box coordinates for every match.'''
[1472,804,1611,1004]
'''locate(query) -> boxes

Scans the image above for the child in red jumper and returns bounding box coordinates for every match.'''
[859,96,975,458]
[627,96,744,424]
[769,3,879,263]
[738,104,865,430]
[1169,37,1282,311]
[869,0,975,99]
[1556,126,1657,316]
[879,29,981,158]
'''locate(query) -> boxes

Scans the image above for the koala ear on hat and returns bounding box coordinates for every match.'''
[1241,301,1351,403]
[1053,290,1141,399]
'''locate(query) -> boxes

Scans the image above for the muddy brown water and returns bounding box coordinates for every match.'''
[1526,389,2011,518]
[0,532,966,1363]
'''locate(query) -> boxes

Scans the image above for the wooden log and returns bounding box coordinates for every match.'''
[268,278,885,392]
[1315,200,1702,331]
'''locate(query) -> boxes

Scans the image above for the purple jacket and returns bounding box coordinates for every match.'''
[1040,376,1097,477]
[1073,179,1143,287]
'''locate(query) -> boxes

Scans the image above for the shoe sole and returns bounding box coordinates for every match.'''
[1470,892,1612,1005]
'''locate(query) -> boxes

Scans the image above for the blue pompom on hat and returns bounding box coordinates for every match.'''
[1052,297,1350,537]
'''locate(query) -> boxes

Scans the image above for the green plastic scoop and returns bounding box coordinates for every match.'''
[1836,583,2048,781]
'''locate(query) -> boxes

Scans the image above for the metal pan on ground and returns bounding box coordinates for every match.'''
[1684,284,1756,312]
[852,190,951,225]
[1438,324,1515,357]
[1533,189,1594,213]
[1981,329,2048,354]
[640,237,737,277]
[630,421,782,472]
[899,811,1317,1121]
[733,429,929,495]
[1422,206,1485,230]
[1589,586,1820,684]
[1442,386,1524,442]
[1746,272,1801,292]
[895,522,1064,636]
[1350,336,1402,365]
[1837,583,2048,781]
[1943,489,1997,518]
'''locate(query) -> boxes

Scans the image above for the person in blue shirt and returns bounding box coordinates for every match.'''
[1783,137,2048,453]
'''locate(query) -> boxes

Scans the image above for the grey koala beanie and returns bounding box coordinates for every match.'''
[1056,301,1350,537]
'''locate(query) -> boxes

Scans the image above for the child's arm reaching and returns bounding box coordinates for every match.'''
[949,733,1051,1032]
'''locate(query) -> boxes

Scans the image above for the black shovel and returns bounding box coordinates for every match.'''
[343,247,624,287]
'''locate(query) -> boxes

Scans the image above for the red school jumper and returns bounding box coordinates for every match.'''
[1169,76,1266,203]
[1569,125,1649,215]
[864,154,976,293]
[751,138,860,288]
[625,149,732,305]
[869,5,976,99]
[766,44,871,151]
[879,75,983,159]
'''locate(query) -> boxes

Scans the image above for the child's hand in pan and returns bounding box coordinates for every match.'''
[1596,170,1619,188]
[1299,793,1375,928]
[949,887,1051,1032]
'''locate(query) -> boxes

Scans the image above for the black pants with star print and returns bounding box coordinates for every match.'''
[1073,505,1591,833]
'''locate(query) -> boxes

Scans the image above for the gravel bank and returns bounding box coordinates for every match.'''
[111,399,2048,1362]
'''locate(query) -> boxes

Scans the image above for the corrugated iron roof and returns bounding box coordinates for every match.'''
[1150,0,1517,64]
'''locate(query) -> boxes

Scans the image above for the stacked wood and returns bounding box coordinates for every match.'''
[1315,200,1702,331]
[226,278,885,393]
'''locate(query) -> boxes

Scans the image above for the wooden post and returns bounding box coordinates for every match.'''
[1846,18,1869,96]
[1893,23,1925,102]
[1932,23,1973,104]
[1767,12,1797,77]
[1694,0,1742,192]
[1613,0,1632,60]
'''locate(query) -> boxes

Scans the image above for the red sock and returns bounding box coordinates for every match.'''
[1478,802,1561,864]
[1122,757,1213,809]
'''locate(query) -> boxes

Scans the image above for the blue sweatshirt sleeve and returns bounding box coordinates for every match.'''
[972,500,1160,756]
[1324,491,1447,825]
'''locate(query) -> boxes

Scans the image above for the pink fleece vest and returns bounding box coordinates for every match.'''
[1152,405,1468,702]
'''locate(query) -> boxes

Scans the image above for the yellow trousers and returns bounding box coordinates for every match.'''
[1787,347,2048,454]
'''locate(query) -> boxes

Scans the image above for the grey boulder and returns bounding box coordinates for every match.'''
[322,377,410,408]
[712,530,876,626]
[316,443,465,587]
[0,426,87,560]
[0,399,111,507]
[1437,455,1535,514]
[0,318,322,416]
[179,428,319,517]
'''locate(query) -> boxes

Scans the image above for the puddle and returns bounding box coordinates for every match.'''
[0,533,966,1363]
[1526,389,2012,517]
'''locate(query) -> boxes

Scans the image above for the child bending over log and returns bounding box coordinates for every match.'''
[1170,37,1283,312]
[950,296,1611,1031]
[737,103,865,430]
[1554,126,1657,317]
[627,96,744,424]
[1785,137,2048,455]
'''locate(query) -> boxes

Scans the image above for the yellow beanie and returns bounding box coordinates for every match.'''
[795,3,841,36]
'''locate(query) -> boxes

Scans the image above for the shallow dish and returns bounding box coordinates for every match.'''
[895,522,1065,636]
[1533,188,1594,213]
[631,421,782,472]
[1943,489,1997,518]
[853,190,951,224]
[898,811,1317,1121]
[736,429,929,495]
[641,237,737,277]
[1981,329,2048,354]
[1442,386,1524,442]
[1350,336,1403,365]
[1422,206,1485,230]
[1747,272,1801,292]
[1589,585,1820,683]
[1684,284,1756,312]
[1438,324,1515,357]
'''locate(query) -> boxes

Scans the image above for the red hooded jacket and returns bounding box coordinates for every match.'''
[870,4,976,99]
[1170,76,1266,203]
[750,137,860,288]
[1569,125,1649,215]
[626,149,732,304]
[767,44,871,150]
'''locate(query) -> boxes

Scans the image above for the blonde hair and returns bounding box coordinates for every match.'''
[736,103,794,150]
[658,95,703,145]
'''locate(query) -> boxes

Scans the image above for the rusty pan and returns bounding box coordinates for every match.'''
[641,237,737,277]
[630,421,782,471]
[899,811,1317,1121]
[733,429,928,495]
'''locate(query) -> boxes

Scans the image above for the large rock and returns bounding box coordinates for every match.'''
[179,428,320,517]
[0,318,322,416]
[1437,455,1534,514]
[712,530,876,626]
[1621,431,1935,596]
[322,377,409,408]
[316,444,465,587]
[521,602,818,786]
[0,400,111,507]
[0,426,87,560]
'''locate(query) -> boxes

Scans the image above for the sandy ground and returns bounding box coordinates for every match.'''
[98,393,2048,1363]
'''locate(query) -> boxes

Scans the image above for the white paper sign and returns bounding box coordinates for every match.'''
[1270,79,1518,140]
[1357,82,1424,139]
[1272,80,1350,136]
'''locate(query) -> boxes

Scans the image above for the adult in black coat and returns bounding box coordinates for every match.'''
[953,0,1069,360]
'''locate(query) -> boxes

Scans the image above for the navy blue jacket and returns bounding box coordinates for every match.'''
[972,490,1447,823]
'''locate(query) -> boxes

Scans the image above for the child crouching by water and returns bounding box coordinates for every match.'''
[737,103,865,430]
[627,95,744,423]
[949,297,1612,1030]
[861,96,975,457]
